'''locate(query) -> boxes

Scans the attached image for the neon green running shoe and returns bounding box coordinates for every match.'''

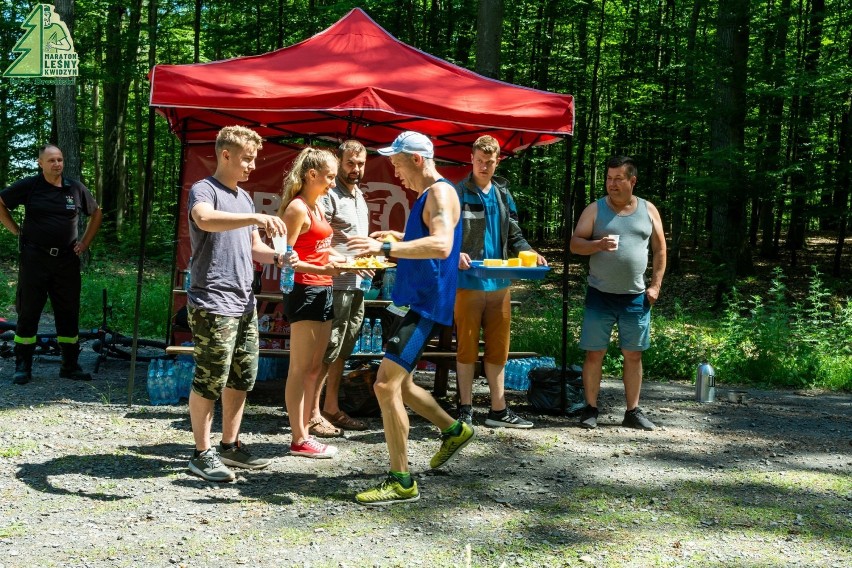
[356,474,420,506]
[429,421,474,469]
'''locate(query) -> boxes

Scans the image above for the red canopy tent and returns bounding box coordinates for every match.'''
[129,8,575,406]
[149,7,573,163]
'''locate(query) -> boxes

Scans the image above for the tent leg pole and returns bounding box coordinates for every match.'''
[128,107,158,407]
[560,136,574,415]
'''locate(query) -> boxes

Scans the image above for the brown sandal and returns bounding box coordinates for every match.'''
[323,410,368,431]
[308,416,342,438]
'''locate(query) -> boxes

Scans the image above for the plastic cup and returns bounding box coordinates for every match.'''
[608,234,620,250]
[272,236,287,253]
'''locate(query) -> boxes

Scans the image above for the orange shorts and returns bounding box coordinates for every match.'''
[453,287,511,366]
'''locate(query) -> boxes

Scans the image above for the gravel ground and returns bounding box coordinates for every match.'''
[0,346,850,568]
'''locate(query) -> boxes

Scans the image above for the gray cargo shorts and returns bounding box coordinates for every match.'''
[323,289,365,364]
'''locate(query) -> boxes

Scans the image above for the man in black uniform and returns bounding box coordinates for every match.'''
[0,144,103,384]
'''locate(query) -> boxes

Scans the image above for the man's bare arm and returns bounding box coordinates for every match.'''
[0,197,20,236]
[75,208,103,254]
[192,202,286,237]
[645,201,667,304]
[569,202,615,255]
[348,181,460,259]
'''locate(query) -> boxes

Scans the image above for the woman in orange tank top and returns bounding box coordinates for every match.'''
[278,147,346,458]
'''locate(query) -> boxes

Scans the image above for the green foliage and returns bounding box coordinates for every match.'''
[714,267,852,390]
[80,260,172,340]
[110,202,179,264]
[0,257,171,340]
[510,280,585,366]
[643,306,716,382]
[513,269,851,392]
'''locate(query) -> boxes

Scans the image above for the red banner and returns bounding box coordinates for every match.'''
[176,143,468,293]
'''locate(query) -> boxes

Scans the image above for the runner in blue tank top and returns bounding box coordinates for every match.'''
[348,131,474,506]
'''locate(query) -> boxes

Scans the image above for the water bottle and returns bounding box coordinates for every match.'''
[146,360,160,404]
[353,333,361,355]
[164,361,179,404]
[156,359,168,404]
[184,257,192,291]
[504,359,517,390]
[521,359,533,389]
[359,275,372,294]
[360,318,372,355]
[381,268,396,299]
[371,318,383,353]
[280,245,295,294]
[173,360,186,398]
[177,342,194,400]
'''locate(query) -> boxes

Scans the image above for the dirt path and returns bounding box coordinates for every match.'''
[0,348,850,567]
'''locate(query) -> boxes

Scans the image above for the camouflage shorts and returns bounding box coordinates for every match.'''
[187,307,259,400]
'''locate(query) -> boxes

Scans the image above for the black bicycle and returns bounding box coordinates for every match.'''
[0,320,62,358]
[88,288,169,371]
[0,288,168,372]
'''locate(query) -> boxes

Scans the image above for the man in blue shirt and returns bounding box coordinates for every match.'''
[455,135,546,428]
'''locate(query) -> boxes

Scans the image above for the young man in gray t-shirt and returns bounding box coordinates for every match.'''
[185,126,294,482]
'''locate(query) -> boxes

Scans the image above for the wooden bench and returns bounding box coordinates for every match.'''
[166,343,538,399]
[169,290,537,397]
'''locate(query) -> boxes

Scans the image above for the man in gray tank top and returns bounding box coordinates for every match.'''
[569,156,667,431]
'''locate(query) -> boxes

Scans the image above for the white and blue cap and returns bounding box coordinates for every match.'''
[377,131,434,159]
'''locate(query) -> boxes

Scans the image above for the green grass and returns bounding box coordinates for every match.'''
[0,441,37,458]
[2,245,849,391]
[0,257,172,340]
[511,268,852,392]
[0,522,25,539]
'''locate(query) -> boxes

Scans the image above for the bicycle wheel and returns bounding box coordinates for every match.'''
[92,334,168,362]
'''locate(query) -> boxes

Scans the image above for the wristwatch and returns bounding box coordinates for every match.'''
[273,252,280,266]
[381,241,392,256]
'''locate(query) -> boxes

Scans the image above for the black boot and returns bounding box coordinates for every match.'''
[59,342,92,381]
[13,343,35,384]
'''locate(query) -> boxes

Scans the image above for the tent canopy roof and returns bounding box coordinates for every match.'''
[149,8,573,163]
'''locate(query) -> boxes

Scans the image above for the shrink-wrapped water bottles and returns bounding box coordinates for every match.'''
[504,356,557,391]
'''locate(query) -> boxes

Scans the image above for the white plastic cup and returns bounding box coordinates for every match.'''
[608,234,620,250]
[272,236,287,253]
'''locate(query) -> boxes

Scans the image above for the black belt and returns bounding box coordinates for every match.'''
[22,241,76,257]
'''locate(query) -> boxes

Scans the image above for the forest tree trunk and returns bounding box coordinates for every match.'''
[710,0,751,301]
[102,0,143,235]
[786,0,825,265]
[475,0,503,79]
[54,0,80,181]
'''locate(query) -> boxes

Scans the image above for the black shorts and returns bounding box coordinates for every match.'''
[283,283,334,323]
[383,309,444,373]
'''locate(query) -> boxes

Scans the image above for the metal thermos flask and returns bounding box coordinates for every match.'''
[695,361,716,403]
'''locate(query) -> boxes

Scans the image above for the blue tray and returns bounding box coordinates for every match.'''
[468,260,551,280]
